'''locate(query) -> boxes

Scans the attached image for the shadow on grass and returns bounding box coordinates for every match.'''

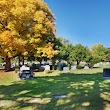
[0,72,110,110]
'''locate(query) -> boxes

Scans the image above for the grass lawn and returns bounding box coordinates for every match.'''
[0,68,110,110]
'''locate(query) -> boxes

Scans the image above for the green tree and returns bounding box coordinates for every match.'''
[106,48,110,61]
[73,44,89,66]
[48,37,63,70]
[88,44,107,67]
[56,37,72,61]
[91,44,107,61]
[48,37,74,70]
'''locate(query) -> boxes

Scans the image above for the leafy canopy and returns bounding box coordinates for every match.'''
[91,44,107,62]
[0,0,57,59]
[73,44,89,65]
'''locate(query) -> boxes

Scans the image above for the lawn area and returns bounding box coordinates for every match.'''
[0,68,110,110]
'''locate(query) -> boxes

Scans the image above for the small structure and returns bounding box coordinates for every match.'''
[106,62,109,65]
[103,63,106,68]
[103,68,110,79]
[44,65,50,70]
[53,95,67,99]
[63,67,70,73]
[71,66,77,70]
[57,62,66,70]
[19,65,34,79]
[84,66,89,69]
[19,70,34,79]
[93,63,99,68]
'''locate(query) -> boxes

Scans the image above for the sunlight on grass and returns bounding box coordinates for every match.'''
[19,90,30,95]
[25,98,51,104]
[71,68,103,74]
[56,99,71,106]
[100,92,110,101]
[104,103,110,110]
[0,71,18,85]
[69,81,95,91]
[81,102,90,107]
[0,100,16,107]
[0,69,110,110]
[67,92,75,98]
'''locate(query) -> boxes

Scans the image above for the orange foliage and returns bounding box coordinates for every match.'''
[0,31,25,58]
[0,0,57,59]
[43,42,58,58]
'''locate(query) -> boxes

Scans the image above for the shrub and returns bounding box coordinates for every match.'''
[77,65,84,69]
[44,70,52,74]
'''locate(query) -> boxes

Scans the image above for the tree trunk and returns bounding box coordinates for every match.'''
[18,56,21,67]
[5,56,11,71]
[39,61,42,66]
[77,60,80,67]
[52,59,55,70]
[22,56,24,65]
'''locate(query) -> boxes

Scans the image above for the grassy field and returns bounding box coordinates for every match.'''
[0,68,110,110]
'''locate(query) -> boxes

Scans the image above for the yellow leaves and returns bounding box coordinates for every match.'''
[0,31,14,43]
[13,39,25,51]
[22,52,28,56]
[36,24,43,30]
[29,37,41,44]
[0,0,56,59]
[7,52,12,58]
[0,31,25,58]
[6,21,16,31]
[0,0,14,18]
[0,24,3,28]
[4,49,8,53]
[0,0,10,9]
[33,42,58,58]
[34,47,43,57]
[33,24,43,34]
[11,0,36,20]
[34,11,45,23]
[43,42,58,59]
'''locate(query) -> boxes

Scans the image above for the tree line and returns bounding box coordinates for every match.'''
[52,37,109,69]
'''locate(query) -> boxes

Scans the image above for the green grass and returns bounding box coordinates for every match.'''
[0,68,110,110]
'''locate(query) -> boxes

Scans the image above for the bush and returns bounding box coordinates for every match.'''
[77,65,84,69]
[87,63,94,68]
[44,70,52,74]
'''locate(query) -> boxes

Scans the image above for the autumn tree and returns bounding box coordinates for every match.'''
[0,0,57,71]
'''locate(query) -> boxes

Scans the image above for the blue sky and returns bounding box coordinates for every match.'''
[44,0,110,47]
